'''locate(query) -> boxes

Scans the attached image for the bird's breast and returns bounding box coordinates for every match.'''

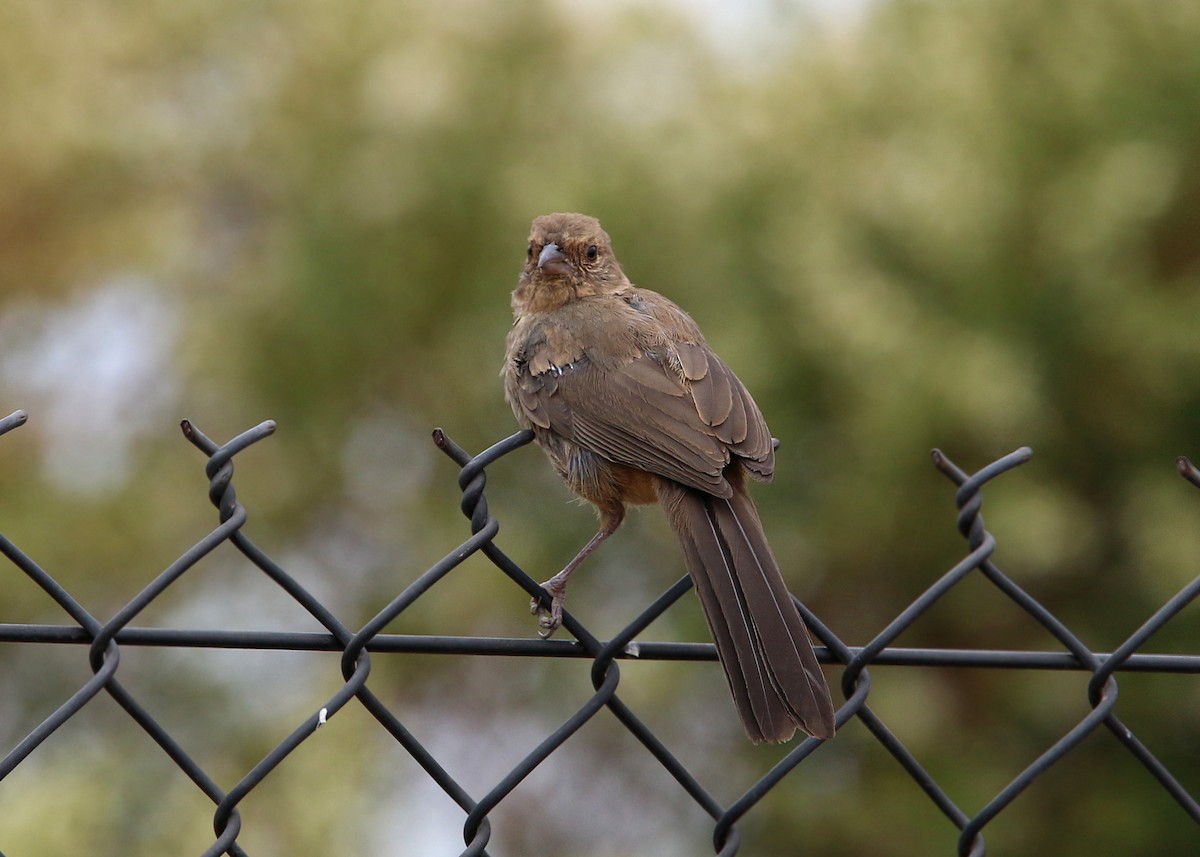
[511,297,651,376]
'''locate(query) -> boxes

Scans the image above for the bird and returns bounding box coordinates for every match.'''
[502,212,836,743]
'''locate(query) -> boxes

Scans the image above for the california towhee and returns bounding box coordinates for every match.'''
[503,212,835,742]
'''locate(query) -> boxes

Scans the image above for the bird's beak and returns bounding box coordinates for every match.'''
[537,242,571,276]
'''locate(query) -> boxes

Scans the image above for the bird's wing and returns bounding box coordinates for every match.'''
[509,338,773,497]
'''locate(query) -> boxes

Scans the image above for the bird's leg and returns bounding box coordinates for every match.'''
[531,508,624,638]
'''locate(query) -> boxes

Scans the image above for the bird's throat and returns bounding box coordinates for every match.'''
[513,278,574,314]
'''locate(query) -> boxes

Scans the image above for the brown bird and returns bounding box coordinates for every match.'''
[503,212,836,742]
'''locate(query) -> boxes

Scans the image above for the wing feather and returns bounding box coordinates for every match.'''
[504,289,774,495]
[511,347,771,496]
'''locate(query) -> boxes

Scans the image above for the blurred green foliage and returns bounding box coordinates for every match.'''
[3,0,1200,854]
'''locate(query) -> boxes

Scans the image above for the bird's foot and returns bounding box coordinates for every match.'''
[530,576,568,638]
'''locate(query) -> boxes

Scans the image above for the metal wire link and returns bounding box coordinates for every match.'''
[1,409,1199,855]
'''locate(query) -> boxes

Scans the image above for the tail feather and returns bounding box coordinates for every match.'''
[661,481,835,742]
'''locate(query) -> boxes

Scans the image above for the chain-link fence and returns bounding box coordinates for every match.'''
[1,407,1198,856]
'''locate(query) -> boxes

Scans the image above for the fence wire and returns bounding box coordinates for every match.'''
[1,407,1199,856]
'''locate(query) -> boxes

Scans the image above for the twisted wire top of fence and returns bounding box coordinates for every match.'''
[1,407,1199,856]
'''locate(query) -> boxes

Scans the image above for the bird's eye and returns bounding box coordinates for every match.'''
[586,244,598,260]
[527,242,534,258]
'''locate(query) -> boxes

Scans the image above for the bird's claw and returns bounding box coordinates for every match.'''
[530,581,566,638]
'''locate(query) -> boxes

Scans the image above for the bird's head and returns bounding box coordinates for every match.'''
[512,212,628,314]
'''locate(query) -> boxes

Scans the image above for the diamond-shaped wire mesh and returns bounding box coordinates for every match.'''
[1,408,1199,856]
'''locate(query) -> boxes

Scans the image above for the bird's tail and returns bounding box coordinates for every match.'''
[659,480,836,742]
